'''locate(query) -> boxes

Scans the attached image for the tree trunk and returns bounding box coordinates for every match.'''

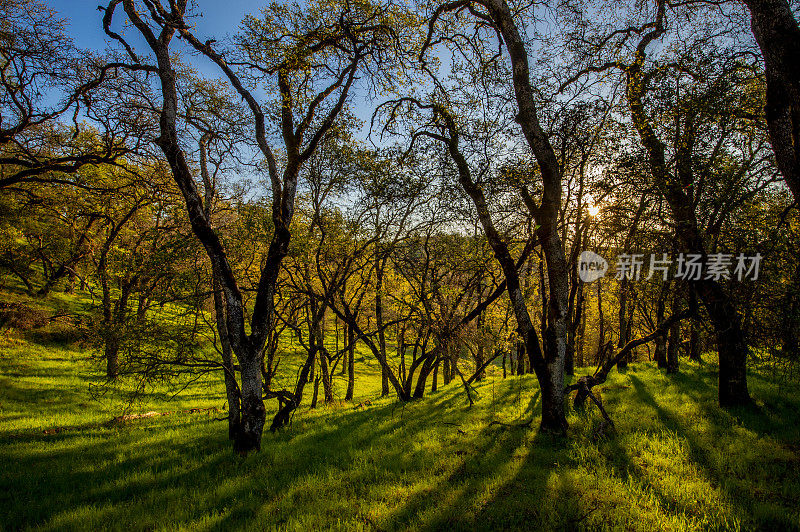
[742,0,800,204]
[314,303,333,404]
[311,376,320,409]
[270,347,316,431]
[212,270,241,440]
[666,287,681,374]
[136,294,148,322]
[428,14,569,431]
[338,316,346,376]
[577,294,586,368]
[696,280,750,405]
[689,319,701,362]
[443,344,453,385]
[345,320,355,401]
[654,281,668,369]
[781,261,800,359]
[319,352,333,404]
[483,0,569,433]
[475,343,485,382]
[616,277,630,369]
[596,279,605,364]
[475,310,485,381]
[105,335,119,378]
[237,348,266,453]
[376,256,390,397]
[399,328,407,385]
[565,299,578,376]
[309,348,317,409]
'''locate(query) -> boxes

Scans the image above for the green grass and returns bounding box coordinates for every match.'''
[1,291,799,530]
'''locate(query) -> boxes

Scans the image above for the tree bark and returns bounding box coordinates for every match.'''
[345,320,355,401]
[375,253,390,396]
[475,307,485,381]
[105,335,119,379]
[212,270,241,439]
[596,279,606,364]
[313,302,333,403]
[666,286,681,374]
[742,0,800,203]
[654,281,668,368]
[616,277,630,369]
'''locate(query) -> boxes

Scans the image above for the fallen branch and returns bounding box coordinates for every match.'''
[565,310,691,423]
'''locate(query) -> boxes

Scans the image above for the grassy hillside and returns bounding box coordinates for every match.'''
[1,290,799,531]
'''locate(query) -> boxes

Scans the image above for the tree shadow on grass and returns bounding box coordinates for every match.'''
[367,390,541,530]
[0,419,238,529]
[373,388,605,531]
[15,369,794,531]
[628,374,800,530]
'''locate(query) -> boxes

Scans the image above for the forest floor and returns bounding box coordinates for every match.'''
[1,289,799,531]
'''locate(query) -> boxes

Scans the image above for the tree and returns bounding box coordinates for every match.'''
[413,0,577,433]
[0,0,154,189]
[562,0,778,405]
[104,0,407,453]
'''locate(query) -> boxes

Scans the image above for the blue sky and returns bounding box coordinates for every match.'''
[48,1,253,53]
[46,0,382,142]
[48,0,260,83]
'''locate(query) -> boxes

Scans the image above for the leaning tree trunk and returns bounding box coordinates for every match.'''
[412,348,436,398]
[420,0,570,430]
[270,347,316,431]
[481,0,570,434]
